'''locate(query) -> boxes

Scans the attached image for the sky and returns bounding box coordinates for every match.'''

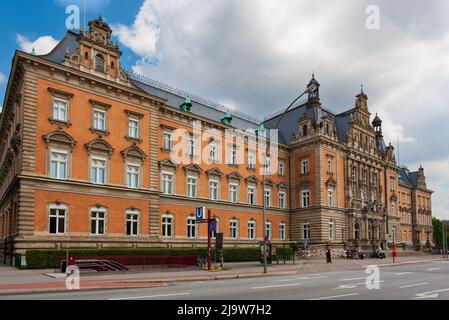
[0,0,448,219]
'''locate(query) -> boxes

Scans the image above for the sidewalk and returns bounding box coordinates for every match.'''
[0,254,443,296]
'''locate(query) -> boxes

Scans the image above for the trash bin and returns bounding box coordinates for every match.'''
[14,253,21,268]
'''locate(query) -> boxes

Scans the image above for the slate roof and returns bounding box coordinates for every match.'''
[398,167,421,188]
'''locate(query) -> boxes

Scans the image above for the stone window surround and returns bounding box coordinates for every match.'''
[161,212,175,238]
[125,208,141,237]
[89,99,111,135]
[43,130,77,180]
[47,202,69,236]
[47,87,74,127]
[89,205,108,236]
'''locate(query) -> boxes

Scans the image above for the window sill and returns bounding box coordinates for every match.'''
[126,136,143,144]
[229,164,240,168]
[90,128,110,136]
[49,118,72,127]
[161,147,172,152]
[247,167,256,171]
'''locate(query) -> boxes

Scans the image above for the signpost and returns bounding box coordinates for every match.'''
[196,207,214,271]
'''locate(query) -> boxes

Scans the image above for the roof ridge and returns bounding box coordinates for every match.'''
[127,70,261,125]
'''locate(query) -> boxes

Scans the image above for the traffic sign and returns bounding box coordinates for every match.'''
[209,220,215,233]
[196,207,206,221]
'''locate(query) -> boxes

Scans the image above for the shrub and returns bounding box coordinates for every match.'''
[25,246,292,269]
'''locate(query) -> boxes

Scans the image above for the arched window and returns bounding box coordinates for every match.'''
[95,54,105,72]
[303,124,308,137]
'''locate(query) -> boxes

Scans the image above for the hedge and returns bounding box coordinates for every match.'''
[25,247,292,269]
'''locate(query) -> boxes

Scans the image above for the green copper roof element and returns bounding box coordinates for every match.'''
[221,111,233,125]
[31,48,37,56]
[255,123,266,136]
[180,96,193,112]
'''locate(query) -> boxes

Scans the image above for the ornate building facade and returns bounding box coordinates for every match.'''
[0,18,433,265]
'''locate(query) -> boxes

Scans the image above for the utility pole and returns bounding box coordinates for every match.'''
[442,222,446,259]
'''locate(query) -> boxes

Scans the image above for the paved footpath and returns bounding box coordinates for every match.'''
[0,253,443,296]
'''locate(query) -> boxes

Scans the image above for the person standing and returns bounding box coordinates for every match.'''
[326,249,332,263]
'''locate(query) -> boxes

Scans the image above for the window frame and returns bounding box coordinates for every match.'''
[126,210,140,237]
[48,204,68,235]
[229,219,239,240]
[50,149,69,180]
[247,220,256,240]
[90,207,107,236]
[301,159,309,175]
[161,214,174,238]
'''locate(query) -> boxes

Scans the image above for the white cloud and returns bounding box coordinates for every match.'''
[111,1,160,60]
[16,34,59,55]
[0,72,5,85]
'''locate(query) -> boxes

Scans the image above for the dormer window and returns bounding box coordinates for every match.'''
[84,52,89,60]
[95,54,105,72]
[111,61,115,69]
[303,124,308,137]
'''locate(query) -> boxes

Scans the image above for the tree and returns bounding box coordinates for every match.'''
[433,217,449,249]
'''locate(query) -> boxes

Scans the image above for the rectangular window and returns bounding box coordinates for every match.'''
[329,221,335,240]
[248,221,256,240]
[209,180,219,200]
[230,146,237,165]
[128,118,140,139]
[188,136,197,156]
[187,177,197,198]
[301,159,309,175]
[248,151,255,170]
[162,173,173,195]
[390,177,395,192]
[187,217,197,238]
[301,190,310,208]
[91,210,106,235]
[52,98,68,122]
[302,223,310,240]
[264,157,271,174]
[279,223,286,240]
[91,158,106,184]
[279,161,285,176]
[127,164,140,188]
[49,207,66,234]
[50,151,68,180]
[209,143,218,162]
[126,212,139,236]
[279,191,286,209]
[162,131,173,150]
[264,189,272,207]
[351,166,357,180]
[265,222,272,240]
[247,186,256,205]
[230,220,239,239]
[93,109,106,131]
[327,188,334,207]
[230,183,238,203]
[162,216,173,237]
[327,157,333,173]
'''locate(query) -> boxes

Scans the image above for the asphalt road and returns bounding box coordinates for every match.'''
[2,260,449,300]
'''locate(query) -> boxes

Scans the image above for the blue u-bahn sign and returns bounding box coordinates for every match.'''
[196,207,206,221]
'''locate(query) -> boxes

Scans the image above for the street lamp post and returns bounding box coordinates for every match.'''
[261,83,317,274]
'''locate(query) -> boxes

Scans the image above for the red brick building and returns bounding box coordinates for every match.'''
[0,18,433,265]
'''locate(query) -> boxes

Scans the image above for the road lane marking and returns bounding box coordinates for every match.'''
[413,288,449,300]
[110,292,191,300]
[299,276,328,280]
[427,268,441,271]
[251,283,303,290]
[271,278,296,282]
[400,282,428,289]
[340,277,366,282]
[334,280,383,289]
[394,272,414,276]
[309,293,360,300]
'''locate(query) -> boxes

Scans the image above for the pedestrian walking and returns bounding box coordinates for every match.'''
[326,249,332,263]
